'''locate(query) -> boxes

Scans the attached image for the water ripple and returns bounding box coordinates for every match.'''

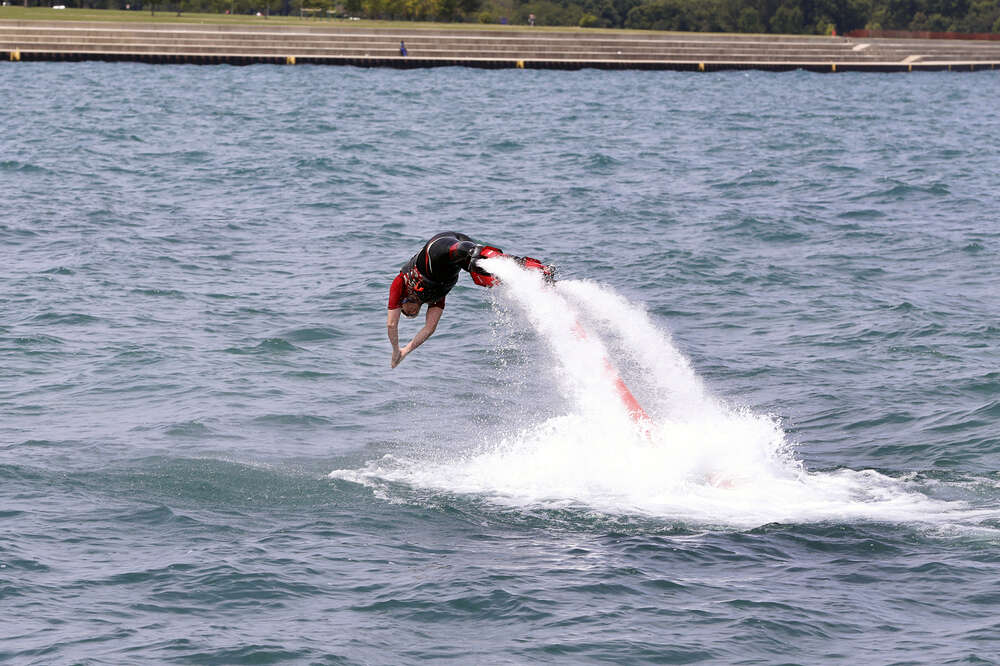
[2,63,999,665]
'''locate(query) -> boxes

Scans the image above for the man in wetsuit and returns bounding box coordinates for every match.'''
[388,232,554,368]
[387,232,498,369]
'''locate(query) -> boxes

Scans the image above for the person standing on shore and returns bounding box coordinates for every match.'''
[399,40,408,56]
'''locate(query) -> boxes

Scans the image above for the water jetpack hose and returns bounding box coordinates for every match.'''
[470,246,646,425]
[572,322,650,424]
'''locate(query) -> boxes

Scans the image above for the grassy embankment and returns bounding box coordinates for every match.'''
[0,5,610,31]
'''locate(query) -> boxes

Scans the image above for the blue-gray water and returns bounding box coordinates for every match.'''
[3,62,1000,664]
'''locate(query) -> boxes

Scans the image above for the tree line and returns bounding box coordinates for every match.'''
[20,0,1000,34]
[525,0,1000,34]
[617,0,1000,34]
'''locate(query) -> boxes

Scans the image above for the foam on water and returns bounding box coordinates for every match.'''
[332,259,985,529]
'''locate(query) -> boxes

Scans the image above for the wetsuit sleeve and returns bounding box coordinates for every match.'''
[388,273,404,309]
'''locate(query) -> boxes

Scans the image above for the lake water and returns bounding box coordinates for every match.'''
[2,61,999,663]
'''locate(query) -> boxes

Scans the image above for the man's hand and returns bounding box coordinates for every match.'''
[388,306,440,369]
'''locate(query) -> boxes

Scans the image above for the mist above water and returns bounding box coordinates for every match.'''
[333,259,976,529]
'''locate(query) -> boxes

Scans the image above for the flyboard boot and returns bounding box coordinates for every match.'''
[468,246,556,287]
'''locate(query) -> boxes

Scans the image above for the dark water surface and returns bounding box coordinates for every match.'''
[2,62,999,664]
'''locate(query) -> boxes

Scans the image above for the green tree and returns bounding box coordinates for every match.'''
[737,5,764,31]
[435,0,457,18]
[610,0,643,26]
[770,2,804,32]
[518,0,585,26]
[624,0,687,30]
[957,0,1000,31]
[882,0,920,28]
[362,0,386,17]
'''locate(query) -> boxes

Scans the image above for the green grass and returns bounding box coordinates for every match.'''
[0,5,390,26]
[0,5,603,31]
[0,5,841,38]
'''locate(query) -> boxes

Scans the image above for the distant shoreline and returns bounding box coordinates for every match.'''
[3,9,1000,71]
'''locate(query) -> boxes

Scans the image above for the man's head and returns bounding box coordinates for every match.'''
[401,297,422,318]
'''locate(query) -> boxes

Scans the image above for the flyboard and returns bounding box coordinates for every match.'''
[472,247,650,426]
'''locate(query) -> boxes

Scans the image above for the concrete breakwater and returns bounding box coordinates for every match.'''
[3,19,1000,71]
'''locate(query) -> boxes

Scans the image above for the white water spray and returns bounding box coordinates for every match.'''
[333,259,979,528]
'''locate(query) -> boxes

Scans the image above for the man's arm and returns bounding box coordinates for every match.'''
[393,306,443,369]
[387,307,403,367]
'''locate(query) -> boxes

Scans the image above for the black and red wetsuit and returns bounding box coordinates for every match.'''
[387,232,496,310]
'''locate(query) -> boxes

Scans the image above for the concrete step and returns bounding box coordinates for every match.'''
[0,33,877,55]
[0,45,892,63]
[0,26,866,46]
[0,30,866,51]
[0,42,889,60]
[0,34,874,54]
[3,19,997,69]
[0,19,861,42]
